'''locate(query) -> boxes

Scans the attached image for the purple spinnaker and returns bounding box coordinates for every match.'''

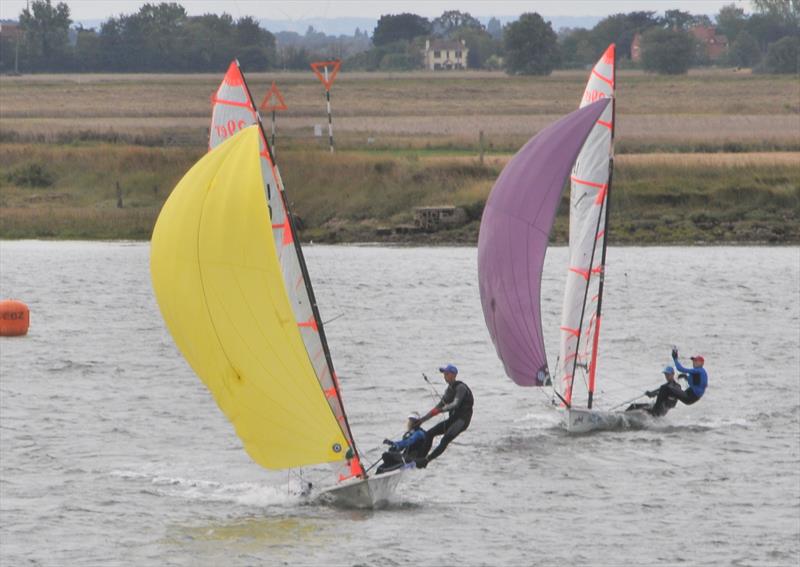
[477,99,610,387]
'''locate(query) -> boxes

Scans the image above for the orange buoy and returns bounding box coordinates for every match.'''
[0,299,30,336]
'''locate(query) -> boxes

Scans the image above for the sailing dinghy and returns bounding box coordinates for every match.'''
[151,61,410,508]
[479,46,642,433]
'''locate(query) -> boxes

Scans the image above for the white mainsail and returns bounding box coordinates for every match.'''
[556,44,615,408]
[209,61,361,478]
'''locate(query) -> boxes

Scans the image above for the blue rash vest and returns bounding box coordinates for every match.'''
[673,357,708,398]
[391,429,426,451]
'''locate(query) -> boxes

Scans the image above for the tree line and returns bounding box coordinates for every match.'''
[0,0,797,75]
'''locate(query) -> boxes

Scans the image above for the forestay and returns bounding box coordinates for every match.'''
[478,99,611,387]
[208,62,360,476]
[556,45,616,407]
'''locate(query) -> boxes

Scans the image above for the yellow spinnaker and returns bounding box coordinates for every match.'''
[151,125,349,469]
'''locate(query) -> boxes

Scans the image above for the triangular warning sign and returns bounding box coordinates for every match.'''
[259,81,288,111]
[310,60,342,91]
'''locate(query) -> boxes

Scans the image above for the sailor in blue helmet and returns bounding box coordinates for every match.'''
[412,364,474,468]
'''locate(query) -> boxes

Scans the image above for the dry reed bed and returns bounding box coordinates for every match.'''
[2,114,798,147]
[1,69,796,120]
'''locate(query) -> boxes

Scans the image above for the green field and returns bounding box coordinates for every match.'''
[0,69,798,243]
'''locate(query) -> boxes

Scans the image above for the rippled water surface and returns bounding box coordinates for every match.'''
[1,242,798,566]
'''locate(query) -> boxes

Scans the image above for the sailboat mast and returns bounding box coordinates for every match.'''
[586,51,616,409]
[237,64,363,469]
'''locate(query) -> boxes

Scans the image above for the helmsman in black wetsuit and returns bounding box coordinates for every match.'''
[627,365,683,417]
[413,364,474,468]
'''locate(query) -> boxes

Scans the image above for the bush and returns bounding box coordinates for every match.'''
[379,52,419,71]
[640,28,694,74]
[764,36,799,74]
[7,163,55,187]
[503,13,560,75]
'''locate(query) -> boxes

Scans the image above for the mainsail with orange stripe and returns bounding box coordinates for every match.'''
[151,61,362,477]
[556,44,616,408]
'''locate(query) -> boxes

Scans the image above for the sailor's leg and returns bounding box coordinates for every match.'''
[377,451,402,474]
[426,418,467,462]
[426,420,447,440]
[653,384,683,415]
[673,387,699,406]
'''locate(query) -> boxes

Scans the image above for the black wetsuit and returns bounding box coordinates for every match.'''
[423,380,474,463]
[650,381,684,416]
[627,380,683,416]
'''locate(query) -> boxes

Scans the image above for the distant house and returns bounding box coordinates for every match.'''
[0,20,21,40]
[631,26,728,63]
[689,25,729,61]
[631,32,643,62]
[423,39,468,71]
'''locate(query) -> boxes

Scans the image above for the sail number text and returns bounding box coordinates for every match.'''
[215,119,248,139]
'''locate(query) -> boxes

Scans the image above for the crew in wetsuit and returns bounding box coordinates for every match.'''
[671,348,708,405]
[376,412,431,474]
[628,366,683,416]
[413,364,474,468]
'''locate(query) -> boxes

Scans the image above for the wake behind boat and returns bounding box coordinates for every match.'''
[150,61,409,509]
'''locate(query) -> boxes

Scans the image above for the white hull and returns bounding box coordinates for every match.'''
[315,464,412,509]
[565,408,652,433]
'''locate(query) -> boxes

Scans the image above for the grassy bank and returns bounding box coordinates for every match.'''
[1,144,797,243]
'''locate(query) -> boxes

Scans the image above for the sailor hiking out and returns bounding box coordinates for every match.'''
[627,365,684,417]
[376,412,431,475]
[670,347,708,405]
[413,364,473,468]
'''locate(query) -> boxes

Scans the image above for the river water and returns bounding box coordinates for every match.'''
[1,241,798,566]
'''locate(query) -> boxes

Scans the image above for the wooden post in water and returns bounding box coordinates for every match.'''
[479,130,485,165]
[116,181,123,208]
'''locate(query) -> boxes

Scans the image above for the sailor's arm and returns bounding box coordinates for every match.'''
[439,383,467,412]
[417,406,442,424]
[672,354,691,374]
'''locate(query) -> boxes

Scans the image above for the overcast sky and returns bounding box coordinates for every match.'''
[0,0,754,23]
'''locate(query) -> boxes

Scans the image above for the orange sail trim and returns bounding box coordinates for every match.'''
[594,183,608,205]
[561,326,580,337]
[222,63,244,86]
[570,175,607,190]
[592,68,614,87]
[597,119,612,129]
[601,44,615,65]
[569,267,590,281]
[338,455,365,481]
[211,96,254,110]
[298,317,319,332]
[271,220,294,245]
